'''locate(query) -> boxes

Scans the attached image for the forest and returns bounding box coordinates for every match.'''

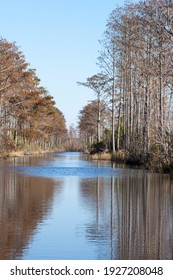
[0,37,67,157]
[1,0,173,173]
[78,0,173,173]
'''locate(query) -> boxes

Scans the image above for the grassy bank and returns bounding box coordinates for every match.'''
[91,152,112,161]
[0,144,65,159]
[90,150,173,174]
[91,150,126,162]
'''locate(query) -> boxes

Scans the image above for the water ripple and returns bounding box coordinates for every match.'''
[5,166,121,178]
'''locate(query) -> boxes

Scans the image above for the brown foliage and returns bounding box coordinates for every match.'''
[0,38,67,153]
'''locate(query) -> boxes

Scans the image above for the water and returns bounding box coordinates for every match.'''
[0,152,173,260]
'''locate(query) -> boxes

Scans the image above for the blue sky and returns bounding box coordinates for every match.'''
[0,0,126,128]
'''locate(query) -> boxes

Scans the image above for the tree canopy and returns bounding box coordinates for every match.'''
[0,37,67,155]
[78,0,173,172]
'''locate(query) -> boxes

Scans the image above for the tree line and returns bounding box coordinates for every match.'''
[78,0,173,172]
[0,37,67,156]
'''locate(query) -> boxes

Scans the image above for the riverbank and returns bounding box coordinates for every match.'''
[90,150,173,174]
[0,146,64,159]
[90,150,126,162]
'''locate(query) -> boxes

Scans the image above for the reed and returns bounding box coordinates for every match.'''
[91,152,112,160]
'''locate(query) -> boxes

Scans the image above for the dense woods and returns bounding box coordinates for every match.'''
[1,0,173,172]
[0,38,67,156]
[78,0,173,172]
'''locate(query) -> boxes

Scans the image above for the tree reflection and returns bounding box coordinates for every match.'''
[117,172,173,259]
[0,167,58,260]
[79,171,173,259]
[79,176,119,259]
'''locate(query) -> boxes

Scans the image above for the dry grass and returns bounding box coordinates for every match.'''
[7,149,50,158]
[111,150,126,162]
[91,152,112,161]
[91,150,127,162]
[8,151,25,157]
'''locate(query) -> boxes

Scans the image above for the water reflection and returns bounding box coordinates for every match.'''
[0,163,59,260]
[80,171,173,259]
[80,176,119,259]
[0,153,173,260]
[117,173,173,259]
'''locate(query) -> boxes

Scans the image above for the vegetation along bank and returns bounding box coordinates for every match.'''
[1,0,173,174]
[77,0,173,174]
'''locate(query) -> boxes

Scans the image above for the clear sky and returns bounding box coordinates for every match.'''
[0,0,126,128]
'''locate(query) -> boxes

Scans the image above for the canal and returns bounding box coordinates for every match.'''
[0,152,173,260]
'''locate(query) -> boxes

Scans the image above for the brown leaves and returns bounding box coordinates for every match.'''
[0,37,67,150]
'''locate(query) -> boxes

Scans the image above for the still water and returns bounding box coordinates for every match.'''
[0,152,173,260]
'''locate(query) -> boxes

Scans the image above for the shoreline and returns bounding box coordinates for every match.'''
[90,151,173,175]
[0,148,63,159]
[2,149,173,175]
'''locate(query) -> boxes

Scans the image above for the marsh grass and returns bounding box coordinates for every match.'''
[91,152,112,161]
